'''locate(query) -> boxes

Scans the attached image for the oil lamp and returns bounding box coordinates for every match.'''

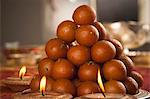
[2,66,32,92]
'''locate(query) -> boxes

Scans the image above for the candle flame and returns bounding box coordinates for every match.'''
[19,66,26,79]
[97,67,105,93]
[40,76,46,96]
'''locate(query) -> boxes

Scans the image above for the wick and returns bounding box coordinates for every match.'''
[101,91,106,97]
[20,76,23,80]
[98,87,106,97]
[42,90,45,96]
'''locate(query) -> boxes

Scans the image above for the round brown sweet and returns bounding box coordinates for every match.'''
[57,20,77,43]
[130,71,143,88]
[72,5,96,25]
[75,25,99,47]
[102,59,127,81]
[38,58,54,77]
[67,45,90,66]
[123,77,139,95]
[30,75,40,91]
[30,75,54,92]
[108,39,123,58]
[104,80,126,94]
[93,22,107,40]
[118,54,134,75]
[51,58,75,79]
[45,38,68,60]
[46,78,55,92]
[77,81,99,96]
[78,61,98,81]
[52,79,76,96]
[91,40,116,63]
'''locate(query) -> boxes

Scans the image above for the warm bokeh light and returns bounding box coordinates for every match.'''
[40,76,46,96]
[97,66,105,93]
[19,66,26,79]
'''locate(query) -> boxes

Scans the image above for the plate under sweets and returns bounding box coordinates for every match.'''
[75,89,150,99]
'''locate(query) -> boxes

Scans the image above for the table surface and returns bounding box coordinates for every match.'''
[0,65,150,99]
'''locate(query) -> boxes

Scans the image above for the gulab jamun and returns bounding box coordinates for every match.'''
[102,59,127,81]
[72,5,96,25]
[93,22,107,40]
[78,61,98,81]
[30,75,40,91]
[75,25,99,47]
[45,38,68,60]
[130,71,143,88]
[91,40,116,63]
[108,39,123,58]
[77,81,99,96]
[57,20,77,43]
[38,58,54,77]
[118,54,134,75]
[67,45,90,66]
[52,79,76,96]
[104,80,126,94]
[30,75,54,92]
[46,78,55,92]
[123,77,139,95]
[51,58,75,79]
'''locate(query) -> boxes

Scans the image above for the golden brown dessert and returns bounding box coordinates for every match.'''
[51,58,75,79]
[67,45,90,66]
[75,25,99,47]
[104,80,126,94]
[38,58,54,77]
[91,40,116,63]
[57,20,77,43]
[72,5,96,25]
[102,59,127,81]
[78,61,98,81]
[45,38,68,60]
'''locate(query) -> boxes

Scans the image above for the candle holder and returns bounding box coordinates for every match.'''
[2,76,32,92]
[14,89,73,99]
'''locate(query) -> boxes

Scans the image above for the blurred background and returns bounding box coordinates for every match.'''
[0,0,150,66]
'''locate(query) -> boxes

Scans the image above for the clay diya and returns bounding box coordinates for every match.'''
[2,66,32,92]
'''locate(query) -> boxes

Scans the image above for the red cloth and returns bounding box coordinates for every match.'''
[134,67,150,92]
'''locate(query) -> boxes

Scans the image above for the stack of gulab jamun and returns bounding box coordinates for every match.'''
[30,5,144,97]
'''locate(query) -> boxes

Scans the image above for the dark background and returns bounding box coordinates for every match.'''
[0,0,138,46]
[97,0,138,22]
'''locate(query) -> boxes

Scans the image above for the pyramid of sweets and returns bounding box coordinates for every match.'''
[29,5,143,97]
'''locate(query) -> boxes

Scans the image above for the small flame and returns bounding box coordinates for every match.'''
[98,67,105,93]
[40,76,46,96]
[19,66,26,80]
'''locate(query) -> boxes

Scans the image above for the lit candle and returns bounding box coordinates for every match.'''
[19,66,26,80]
[3,66,32,92]
[40,76,46,96]
[97,66,105,97]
